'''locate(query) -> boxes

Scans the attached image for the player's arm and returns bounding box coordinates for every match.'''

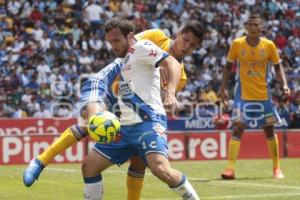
[138,40,181,111]
[274,63,290,95]
[218,61,232,104]
[159,55,181,110]
[270,41,290,96]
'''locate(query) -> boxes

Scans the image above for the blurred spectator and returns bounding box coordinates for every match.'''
[290,91,300,128]
[84,0,104,31]
[201,84,218,103]
[33,104,52,118]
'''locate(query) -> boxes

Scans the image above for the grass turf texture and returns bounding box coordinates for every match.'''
[2,158,300,200]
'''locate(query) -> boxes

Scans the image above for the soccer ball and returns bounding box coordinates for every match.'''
[87,111,121,144]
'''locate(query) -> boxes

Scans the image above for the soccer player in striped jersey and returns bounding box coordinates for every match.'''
[82,17,200,200]
[218,13,290,180]
[23,20,204,200]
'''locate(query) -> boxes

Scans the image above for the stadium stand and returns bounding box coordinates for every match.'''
[0,0,299,128]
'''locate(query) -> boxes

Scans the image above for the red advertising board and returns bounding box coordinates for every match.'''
[286,131,300,157]
[0,118,78,165]
[0,119,299,164]
[168,130,285,160]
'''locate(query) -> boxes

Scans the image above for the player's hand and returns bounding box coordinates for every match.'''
[163,90,178,115]
[217,88,229,106]
[282,85,290,96]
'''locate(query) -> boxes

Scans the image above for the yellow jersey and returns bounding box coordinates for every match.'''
[135,29,187,91]
[227,36,280,100]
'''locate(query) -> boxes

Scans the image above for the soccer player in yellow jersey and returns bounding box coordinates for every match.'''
[218,13,290,180]
[23,20,205,199]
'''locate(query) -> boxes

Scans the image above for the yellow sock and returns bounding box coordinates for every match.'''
[38,126,82,165]
[127,175,144,200]
[227,139,241,170]
[267,136,280,169]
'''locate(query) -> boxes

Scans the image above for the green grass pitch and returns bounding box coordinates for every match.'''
[1,159,300,200]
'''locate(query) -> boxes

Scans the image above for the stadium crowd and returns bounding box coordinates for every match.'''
[0,0,299,128]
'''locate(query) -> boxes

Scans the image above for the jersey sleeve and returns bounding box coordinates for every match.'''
[226,40,238,63]
[135,40,169,68]
[269,41,280,64]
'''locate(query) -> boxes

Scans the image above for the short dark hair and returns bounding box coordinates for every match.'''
[247,13,262,22]
[180,20,205,41]
[105,17,135,37]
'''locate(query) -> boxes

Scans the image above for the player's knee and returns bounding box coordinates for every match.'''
[264,125,275,138]
[129,158,146,172]
[81,159,90,175]
[232,123,245,139]
[81,158,97,177]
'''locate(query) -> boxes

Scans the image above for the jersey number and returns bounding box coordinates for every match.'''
[142,141,157,149]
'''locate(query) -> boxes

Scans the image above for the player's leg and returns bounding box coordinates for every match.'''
[83,129,134,200]
[146,153,200,200]
[23,102,105,186]
[82,150,113,200]
[140,121,200,199]
[36,102,103,165]
[127,156,146,200]
[263,125,284,179]
[221,122,245,180]
[262,100,284,179]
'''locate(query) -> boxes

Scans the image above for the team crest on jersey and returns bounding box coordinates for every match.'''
[259,49,265,57]
[241,49,246,56]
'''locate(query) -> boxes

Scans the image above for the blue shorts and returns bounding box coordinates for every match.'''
[232,99,281,128]
[93,120,168,165]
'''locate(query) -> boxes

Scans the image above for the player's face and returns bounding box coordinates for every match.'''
[105,27,130,58]
[245,19,262,38]
[173,31,201,58]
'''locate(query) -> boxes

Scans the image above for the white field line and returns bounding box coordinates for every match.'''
[192,179,300,190]
[201,193,300,200]
[142,193,300,200]
[46,167,155,175]
[46,168,79,173]
[46,167,128,174]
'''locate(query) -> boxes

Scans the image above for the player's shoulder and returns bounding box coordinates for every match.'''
[134,39,158,48]
[96,58,122,79]
[232,36,246,44]
[135,29,168,40]
[260,37,276,46]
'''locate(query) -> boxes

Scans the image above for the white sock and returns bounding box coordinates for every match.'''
[171,175,200,200]
[83,175,103,200]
